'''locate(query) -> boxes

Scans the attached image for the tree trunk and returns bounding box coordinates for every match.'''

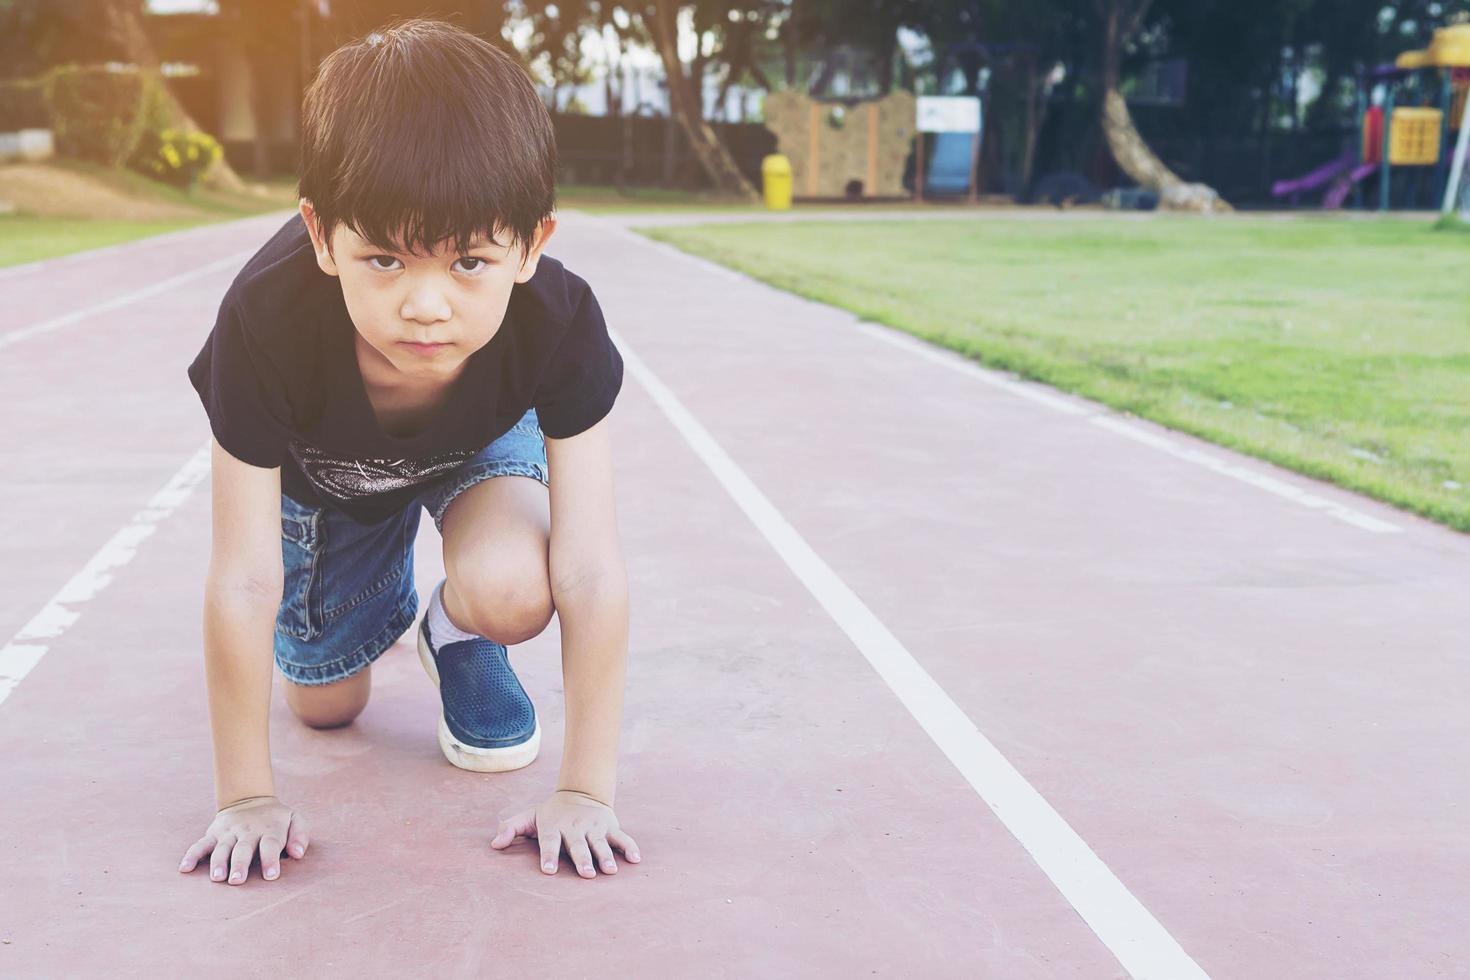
[644,0,758,200]
[809,46,836,97]
[781,20,796,89]
[748,61,774,93]
[605,24,622,119]
[712,18,754,123]
[1019,55,1049,191]
[1097,0,1229,212]
[101,0,248,192]
[245,39,275,179]
[878,36,896,95]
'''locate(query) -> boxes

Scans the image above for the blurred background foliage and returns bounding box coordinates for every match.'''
[0,0,1467,204]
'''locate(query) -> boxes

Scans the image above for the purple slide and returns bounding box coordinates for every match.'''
[1321,163,1377,209]
[1271,152,1356,199]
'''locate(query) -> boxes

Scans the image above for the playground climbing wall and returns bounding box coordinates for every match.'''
[763,90,915,198]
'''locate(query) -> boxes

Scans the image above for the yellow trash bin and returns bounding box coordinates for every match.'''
[761,154,792,210]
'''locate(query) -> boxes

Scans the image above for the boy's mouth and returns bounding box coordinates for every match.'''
[400,341,450,354]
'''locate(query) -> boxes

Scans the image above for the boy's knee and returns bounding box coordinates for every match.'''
[283,669,371,728]
[463,596,554,646]
[450,573,554,645]
[294,703,365,730]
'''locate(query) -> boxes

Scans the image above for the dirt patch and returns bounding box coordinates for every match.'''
[0,162,212,219]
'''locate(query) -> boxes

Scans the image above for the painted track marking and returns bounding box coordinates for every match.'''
[0,251,255,351]
[0,441,211,707]
[612,325,1210,980]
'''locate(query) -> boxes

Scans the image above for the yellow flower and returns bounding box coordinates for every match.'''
[162,145,181,167]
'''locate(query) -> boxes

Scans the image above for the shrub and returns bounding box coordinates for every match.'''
[41,63,156,166]
[26,61,224,189]
[132,127,222,189]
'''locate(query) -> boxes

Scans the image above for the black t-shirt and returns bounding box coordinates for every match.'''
[187,213,623,526]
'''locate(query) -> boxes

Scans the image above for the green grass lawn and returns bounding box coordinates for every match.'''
[0,214,221,267]
[644,214,1470,533]
[0,160,297,267]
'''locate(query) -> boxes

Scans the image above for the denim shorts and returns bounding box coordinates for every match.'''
[273,407,549,687]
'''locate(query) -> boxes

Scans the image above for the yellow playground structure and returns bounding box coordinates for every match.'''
[1372,23,1470,208]
[1272,23,1470,209]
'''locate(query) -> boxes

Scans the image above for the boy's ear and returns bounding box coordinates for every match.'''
[298,199,340,278]
[513,216,558,284]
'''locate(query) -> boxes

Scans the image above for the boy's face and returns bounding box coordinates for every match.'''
[298,199,556,386]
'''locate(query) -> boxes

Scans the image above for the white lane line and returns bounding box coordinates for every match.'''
[611,325,1210,980]
[605,219,1402,535]
[0,250,254,351]
[852,320,1096,417]
[1086,415,1401,533]
[0,440,211,708]
[857,325,1401,534]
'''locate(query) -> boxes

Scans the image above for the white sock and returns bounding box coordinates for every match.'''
[427,580,480,645]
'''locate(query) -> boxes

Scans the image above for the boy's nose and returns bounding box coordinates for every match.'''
[400,286,451,324]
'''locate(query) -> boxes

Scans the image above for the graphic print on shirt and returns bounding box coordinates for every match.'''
[288,440,477,500]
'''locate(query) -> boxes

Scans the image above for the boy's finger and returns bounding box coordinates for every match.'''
[588,834,617,874]
[564,833,596,878]
[491,811,533,849]
[606,829,641,862]
[537,829,560,874]
[209,835,237,882]
[180,835,216,871]
[228,837,255,884]
[259,836,284,881]
[285,812,309,858]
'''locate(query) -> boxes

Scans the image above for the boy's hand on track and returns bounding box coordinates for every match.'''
[178,796,310,885]
[491,790,641,878]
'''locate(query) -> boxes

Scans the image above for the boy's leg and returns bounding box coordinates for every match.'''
[273,492,421,723]
[281,665,372,729]
[413,408,550,772]
[438,473,554,646]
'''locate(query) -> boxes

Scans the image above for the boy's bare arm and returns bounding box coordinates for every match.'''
[201,585,281,807]
[489,412,642,877]
[201,438,287,806]
[552,571,630,807]
[183,592,309,885]
[545,411,627,804]
[178,439,310,886]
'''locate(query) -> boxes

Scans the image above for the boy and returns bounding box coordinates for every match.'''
[176,18,640,885]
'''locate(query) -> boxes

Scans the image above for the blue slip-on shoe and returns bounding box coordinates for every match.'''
[416,594,541,773]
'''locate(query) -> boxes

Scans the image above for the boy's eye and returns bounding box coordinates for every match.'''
[365,255,489,273]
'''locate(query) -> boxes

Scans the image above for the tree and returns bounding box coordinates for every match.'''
[788,0,911,96]
[904,0,1089,195]
[488,0,764,196]
[1,0,250,190]
[522,0,601,112]
[1093,0,1227,210]
[632,0,760,198]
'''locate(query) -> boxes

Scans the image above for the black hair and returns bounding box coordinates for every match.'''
[298,17,556,259]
